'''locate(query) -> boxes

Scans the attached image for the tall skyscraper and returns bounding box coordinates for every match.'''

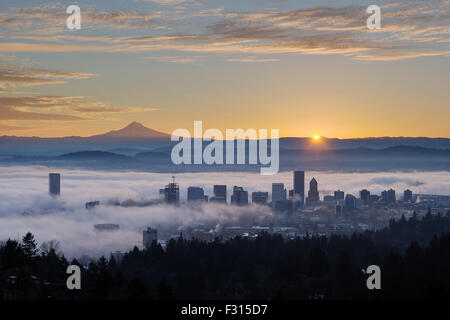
[307,178,319,203]
[49,173,60,196]
[252,191,269,205]
[334,190,345,201]
[164,176,179,205]
[382,189,396,204]
[231,186,248,206]
[272,183,286,208]
[360,189,371,204]
[293,171,305,204]
[387,189,396,204]
[213,185,227,202]
[345,194,357,213]
[187,186,205,202]
[404,189,413,203]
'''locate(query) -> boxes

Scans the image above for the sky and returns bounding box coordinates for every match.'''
[1,166,449,257]
[0,0,449,138]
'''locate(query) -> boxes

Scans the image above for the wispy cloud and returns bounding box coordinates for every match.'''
[144,0,202,5]
[0,63,95,91]
[0,1,448,61]
[356,51,450,61]
[0,95,158,122]
[143,55,200,63]
[227,57,280,63]
[0,3,166,32]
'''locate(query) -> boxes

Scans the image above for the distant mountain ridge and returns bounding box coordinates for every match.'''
[3,145,449,172]
[0,121,171,141]
[1,122,450,153]
[34,145,450,160]
[58,151,130,160]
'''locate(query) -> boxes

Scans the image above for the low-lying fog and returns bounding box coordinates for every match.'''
[0,166,449,259]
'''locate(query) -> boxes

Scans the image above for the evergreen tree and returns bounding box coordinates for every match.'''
[22,232,38,259]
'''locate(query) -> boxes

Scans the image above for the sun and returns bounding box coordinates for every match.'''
[313,135,321,141]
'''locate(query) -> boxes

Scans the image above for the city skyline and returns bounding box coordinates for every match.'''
[47,169,435,206]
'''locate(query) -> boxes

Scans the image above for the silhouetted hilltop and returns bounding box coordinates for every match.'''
[58,151,130,160]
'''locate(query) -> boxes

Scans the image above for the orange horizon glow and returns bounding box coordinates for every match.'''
[3,123,448,140]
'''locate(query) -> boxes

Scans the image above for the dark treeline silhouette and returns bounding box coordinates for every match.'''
[1,210,450,300]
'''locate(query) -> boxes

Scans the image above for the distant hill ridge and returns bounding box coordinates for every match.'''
[34,145,450,160]
[1,122,450,150]
[3,144,449,172]
[58,151,130,160]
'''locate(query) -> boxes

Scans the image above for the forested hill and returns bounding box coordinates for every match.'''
[1,211,450,300]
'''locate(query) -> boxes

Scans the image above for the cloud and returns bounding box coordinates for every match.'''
[1,1,448,60]
[368,177,425,187]
[0,96,87,121]
[0,63,95,91]
[227,57,280,63]
[72,106,159,113]
[0,3,166,31]
[0,166,449,258]
[356,51,450,61]
[0,96,157,121]
[143,55,200,63]
[146,0,201,5]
